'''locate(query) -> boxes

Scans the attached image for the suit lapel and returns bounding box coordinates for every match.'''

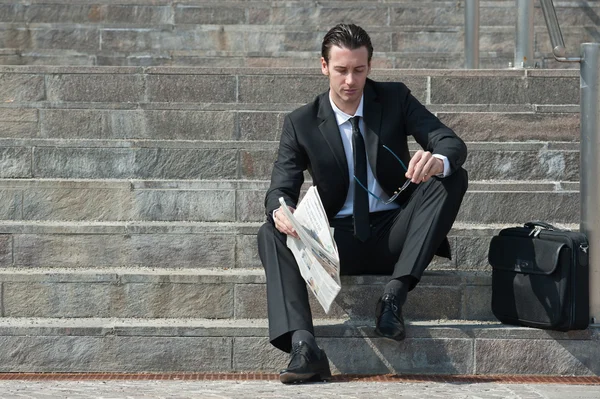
[362,82,381,177]
[317,92,349,184]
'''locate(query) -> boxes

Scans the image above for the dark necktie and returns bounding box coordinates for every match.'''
[350,116,370,242]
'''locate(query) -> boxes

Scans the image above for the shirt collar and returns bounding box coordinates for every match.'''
[329,93,364,126]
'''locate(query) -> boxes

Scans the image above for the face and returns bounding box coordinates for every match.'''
[321,45,371,115]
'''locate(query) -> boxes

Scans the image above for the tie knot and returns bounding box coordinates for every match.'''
[350,116,360,131]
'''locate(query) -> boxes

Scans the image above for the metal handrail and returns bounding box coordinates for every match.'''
[539,0,581,62]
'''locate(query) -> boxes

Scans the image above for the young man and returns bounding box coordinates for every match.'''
[257,23,468,383]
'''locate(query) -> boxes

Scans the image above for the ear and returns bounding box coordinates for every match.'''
[367,61,372,75]
[320,57,329,76]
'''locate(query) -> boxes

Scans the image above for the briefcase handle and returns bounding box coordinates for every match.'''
[524,221,557,231]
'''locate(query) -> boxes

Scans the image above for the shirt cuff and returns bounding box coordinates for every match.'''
[432,154,450,177]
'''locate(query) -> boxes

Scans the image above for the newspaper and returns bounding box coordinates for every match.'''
[278,186,341,313]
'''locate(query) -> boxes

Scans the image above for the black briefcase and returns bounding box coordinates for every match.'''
[488,221,590,331]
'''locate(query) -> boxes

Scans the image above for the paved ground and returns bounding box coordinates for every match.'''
[0,380,599,399]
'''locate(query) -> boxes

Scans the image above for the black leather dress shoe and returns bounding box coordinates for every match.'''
[279,341,332,384]
[374,293,406,341]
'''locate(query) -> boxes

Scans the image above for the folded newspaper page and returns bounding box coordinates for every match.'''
[278,186,341,313]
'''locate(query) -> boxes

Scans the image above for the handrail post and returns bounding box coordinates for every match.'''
[515,0,535,68]
[580,43,600,325]
[465,0,480,69]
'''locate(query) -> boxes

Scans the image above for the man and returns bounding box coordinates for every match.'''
[257,23,468,384]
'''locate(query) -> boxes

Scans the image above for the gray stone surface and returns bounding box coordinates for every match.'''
[22,4,172,24]
[3,282,234,318]
[431,77,528,105]
[476,339,600,375]
[46,73,143,103]
[0,220,571,270]
[464,149,579,181]
[0,189,21,220]
[0,318,595,375]
[133,189,235,222]
[128,234,236,268]
[23,188,132,221]
[0,335,232,372]
[233,336,288,371]
[139,110,236,140]
[458,191,579,224]
[34,147,134,179]
[0,234,12,267]
[236,234,261,268]
[175,5,246,25]
[145,74,236,103]
[454,236,493,271]
[134,148,238,180]
[0,268,487,319]
[462,285,495,321]
[232,282,467,321]
[0,146,31,178]
[0,108,37,138]
[0,336,108,372]
[323,337,474,375]
[0,73,44,102]
[32,147,239,179]
[437,112,580,142]
[238,111,283,141]
[13,234,130,268]
[238,75,328,104]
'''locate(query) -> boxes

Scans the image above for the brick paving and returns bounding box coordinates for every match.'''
[0,375,598,399]
[0,373,599,384]
[0,379,599,399]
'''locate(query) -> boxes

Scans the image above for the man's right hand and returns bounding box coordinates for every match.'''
[274,205,299,239]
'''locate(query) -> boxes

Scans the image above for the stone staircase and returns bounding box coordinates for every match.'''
[0,64,598,375]
[0,0,598,68]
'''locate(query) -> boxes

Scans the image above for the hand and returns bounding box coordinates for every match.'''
[274,205,299,239]
[405,150,444,184]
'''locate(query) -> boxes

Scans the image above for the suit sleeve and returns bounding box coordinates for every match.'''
[264,115,307,223]
[400,84,467,173]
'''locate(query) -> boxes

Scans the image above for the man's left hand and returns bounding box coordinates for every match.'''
[405,150,444,183]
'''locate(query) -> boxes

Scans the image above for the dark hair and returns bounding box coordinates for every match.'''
[321,23,373,64]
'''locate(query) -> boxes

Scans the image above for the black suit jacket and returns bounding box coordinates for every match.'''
[264,79,467,256]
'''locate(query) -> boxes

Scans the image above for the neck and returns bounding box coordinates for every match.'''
[332,97,360,116]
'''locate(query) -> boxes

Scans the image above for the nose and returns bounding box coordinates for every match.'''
[345,73,355,86]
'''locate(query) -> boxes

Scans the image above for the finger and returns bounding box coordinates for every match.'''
[406,150,423,179]
[412,152,432,183]
[274,207,298,237]
[420,158,435,182]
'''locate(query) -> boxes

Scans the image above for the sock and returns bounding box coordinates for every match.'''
[383,275,415,307]
[291,329,319,352]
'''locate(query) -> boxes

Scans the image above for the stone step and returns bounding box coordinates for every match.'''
[0,25,591,68]
[0,179,580,223]
[0,105,581,142]
[0,268,493,321]
[0,48,579,70]
[0,141,580,180]
[0,1,595,27]
[0,66,580,106]
[0,116,583,140]
[0,2,594,52]
[0,317,597,375]
[0,48,522,69]
[0,220,579,271]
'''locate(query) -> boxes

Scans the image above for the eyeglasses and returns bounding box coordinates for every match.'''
[353,145,412,205]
